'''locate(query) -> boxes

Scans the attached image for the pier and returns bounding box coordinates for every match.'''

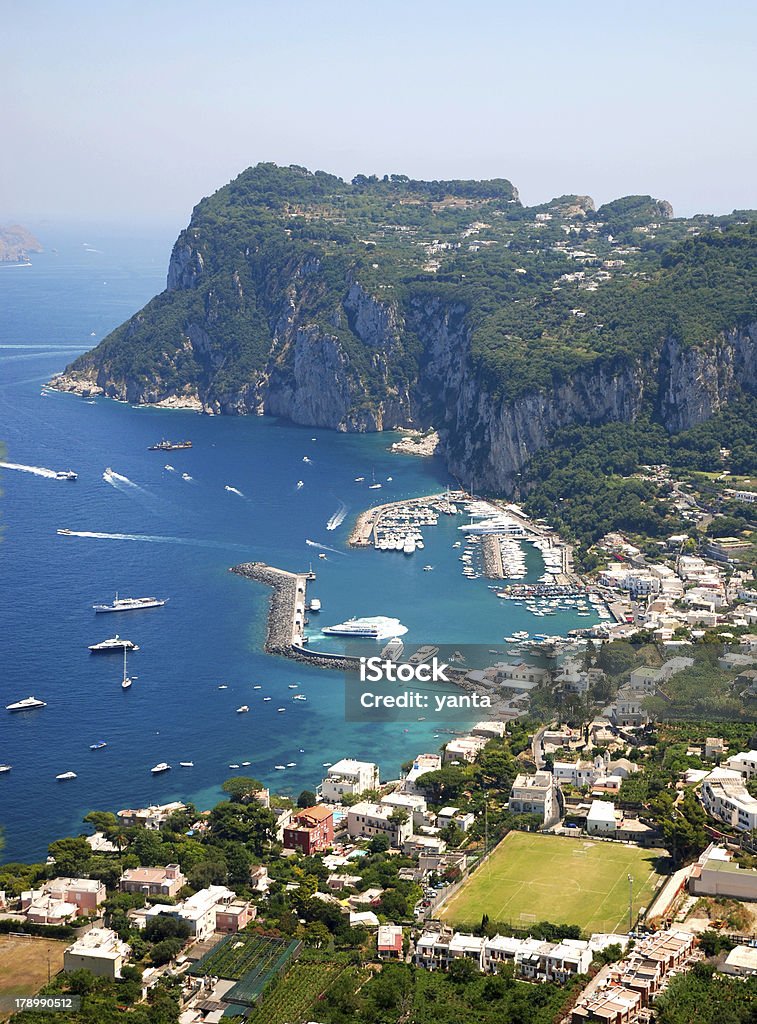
[348,490,469,547]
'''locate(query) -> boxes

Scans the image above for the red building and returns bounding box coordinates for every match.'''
[283,805,334,855]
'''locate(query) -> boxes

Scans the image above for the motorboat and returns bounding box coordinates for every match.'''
[55,470,78,481]
[56,771,77,781]
[0,765,11,773]
[89,741,107,751]
[151,762,171,774]
[89,635,139,653]
[6,696,46,711]
[179,761,194,768]
[236,705,249,713]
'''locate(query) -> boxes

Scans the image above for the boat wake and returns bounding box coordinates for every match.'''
[225,485,244,497]
[306,539,343,556]
[103,468,143,491]
[326,501,348,531]
[0,461,59,479]
[57,529,247,551]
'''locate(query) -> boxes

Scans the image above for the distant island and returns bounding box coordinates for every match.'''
[51,163,756,493]
[0,223,43,263]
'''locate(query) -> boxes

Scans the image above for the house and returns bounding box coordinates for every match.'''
[402,753,442,794]
[404,834,447,857]
[64,928,130,980]
[586,800,619,836]
[134,885,244,941]
[724,749,757,779]
[327,873,363,891]
[22,877,106,924]
[689,843,757,900]
[350,910,379,928]
[119,863,186,898]
[319,759,379,802]
[215,899,255,933]
[701,767,757,831]
[704,737,727,760]
[283,805,334,855]
[571,984,643,1024]
[273,806,293,842]
[508,772,560,826]
[116,802,186,830]
[377,924,403,959]
[435,808,475,832]
[249,864,270,892]
[347,801,413,847]
[348,887,384,910]
[380,792,430,828]
[720,945,757,977]
[443,735,488,764]
[603,688,650,729]
[470,720,508,739]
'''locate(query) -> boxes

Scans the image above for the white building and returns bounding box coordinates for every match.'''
[347,801,413,847]
[586,800,618,836]
[319,759,380,802]
[724,750,757,780]
[380,792,430,828]
[135,885,239,941]
[443,735,488,764]
[402,753,442,794]
[701,768,757,832]
[508,772,560,826]
[64,928,130,980]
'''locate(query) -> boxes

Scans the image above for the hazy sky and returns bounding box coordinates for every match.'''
[3,0,755,229]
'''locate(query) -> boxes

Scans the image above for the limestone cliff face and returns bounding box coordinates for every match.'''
[55,240,756,494]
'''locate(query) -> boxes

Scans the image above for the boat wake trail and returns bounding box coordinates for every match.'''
[58,530,247,552]
[225,485,244,497]
[103,468,144,491]
[0,461,59,479]
[305,539,344,556]
[326,501,348,531]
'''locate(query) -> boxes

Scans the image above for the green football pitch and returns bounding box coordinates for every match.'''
[441,832,662,934]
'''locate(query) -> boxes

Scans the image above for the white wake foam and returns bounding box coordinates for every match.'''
[326,501,348,531]
[305,539,343,555]
[225,485,244,496]
[0,461,59,479]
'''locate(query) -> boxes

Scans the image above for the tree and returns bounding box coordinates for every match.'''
[150,936,185,966]
[221,776,263,803]
[144,915,191,943]
[47,837,92,877]
[369,834,390,854]
[448,957,478,983]
[297,790,317,808]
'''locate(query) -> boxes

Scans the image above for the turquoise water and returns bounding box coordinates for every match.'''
[0,228,594,863]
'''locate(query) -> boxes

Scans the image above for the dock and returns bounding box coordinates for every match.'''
[348,490,469,547]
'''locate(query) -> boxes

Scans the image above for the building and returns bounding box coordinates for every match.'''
[571,985,642,1024]
[701,767,757,832]
[443,735,488,764]
[436,807,475,832]
[215,899,255,933]
[689,843,757,900]
[283,805,334,855]
[586,800,619,836]
[377,924,403,959]
[116,802,186,830]
[347,801,413,847]
[119,863,186,898]
[402,753,442,794]
[380,792,430,828]
[720,945,757,977]
[64,928,130,980]
[404,834,447,857]
[704,737,727,761]
[134,885,244,941]
[470,720,508,739]
[415,928,597,981]
[22,877,106,924]
[508,772,560,826]
[319,759,379,802]
[724,749,757,779]
[603,688,650,729]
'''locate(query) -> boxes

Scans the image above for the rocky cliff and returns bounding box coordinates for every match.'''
[53,163,756,493]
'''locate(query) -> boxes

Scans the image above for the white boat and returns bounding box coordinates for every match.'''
[151,762,171,774]
[263,696,272,702]
[368,483,382,489]
[228,763,240,769]
[236,705,249,713]
[56,771,77,781]
[121,648,135,690]
[179,761,194,767]
[182,472,192,481]
[423,565,434,571]
[0,765,12,773]
[286,761,297,767]
[303,456,311,464]
[323,615,407,640]
[296,480,304,489]
[288,683,298,689]
[253,684,262,689]
[93,593,167,613]
[293,694,307,701]
[403,536,416,555]
[218,684,228,689]
[89,635,139,653]
[381,636,405,661]
[309,598,321,612]
[277,707,286,713]
[6,696,46,711]
[354,476,364,482]
[242,761,251,766]
[55,470,78,481]
[275,764,286,770]
[89,741,107,751]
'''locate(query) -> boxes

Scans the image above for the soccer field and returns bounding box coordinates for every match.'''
[441,832,662,935]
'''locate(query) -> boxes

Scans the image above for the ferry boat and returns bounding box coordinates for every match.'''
[323,615,407,640]
[89,635,139,653]
[55,470,78,481]
[56,771,77,781]
[6,696,46,711]
[89,741,107,750]
[93,593,167,613]
[151,762,171,774]
[148,440,192,451]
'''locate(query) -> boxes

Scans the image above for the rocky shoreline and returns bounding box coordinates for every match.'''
[389,429,441,457]
[47,373,203,411]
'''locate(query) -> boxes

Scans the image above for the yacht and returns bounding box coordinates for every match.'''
[228,763,241,769]
[0,765,12,773]
[277,707,286,713]
[402,536,416,555]
[89,741,107,751]
[253,684,262,689]
[381,636,405,661]
[296,480,304,489]
[148,439,192,451]
[93,593,167,613]
[182,473,192,481]
[179,761,194,767]
[308,598,321,612]
[263,696,272,702]
[274,764,286,770]
[286,761,297,767]
[56,771,77,781]
[423,565,434,571]
[218,684,228,689]
[121,648,135,690]
[89,635,139,653]
[236,705,249,713]
[6,696,46,712]
[151,762,171,774]
[293,694,307,701]
[323,615,407,640]
[55,470,78,481]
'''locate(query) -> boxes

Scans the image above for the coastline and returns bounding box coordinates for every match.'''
[47,373,203,411]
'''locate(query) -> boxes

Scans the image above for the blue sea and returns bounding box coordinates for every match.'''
[0,227,595,863]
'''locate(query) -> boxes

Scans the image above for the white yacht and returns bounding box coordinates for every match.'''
[323,615,407,640]
[93,593,167,613]
[274,764,286,770]
[55,470,78,481]
[236,705,249,713]
[309,598,321,612]
[381,636,405,661]
[56,771,77,781]
[151,762,171,774]
[6,696,46,712]
[293,694,307,701]
[403,536,416,555]
[89,635,139,653]
[179,761,194,767]
[0,765,12,773]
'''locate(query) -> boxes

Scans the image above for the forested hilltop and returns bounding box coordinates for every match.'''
[56,164,756,491]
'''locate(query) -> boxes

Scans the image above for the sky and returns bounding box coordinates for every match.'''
[2,0,756,230]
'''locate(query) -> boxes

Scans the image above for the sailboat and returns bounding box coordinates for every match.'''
[368,470,382,490]
[121,648,136,690]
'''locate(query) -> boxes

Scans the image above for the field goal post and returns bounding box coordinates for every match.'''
[519,912,537,925]
[6,932,33,941]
